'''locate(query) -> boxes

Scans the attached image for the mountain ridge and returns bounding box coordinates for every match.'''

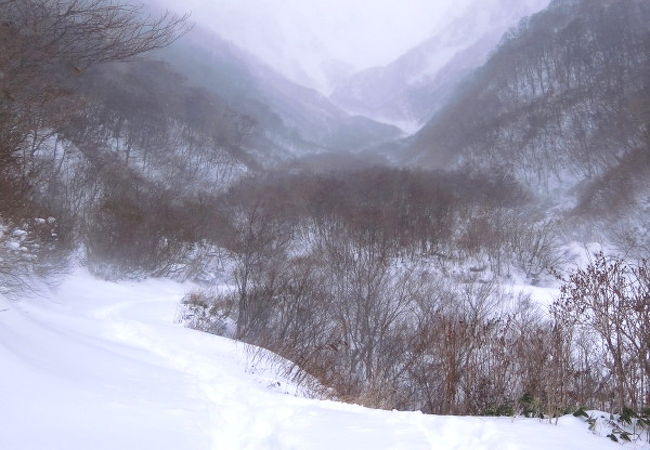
[330,0,551,131]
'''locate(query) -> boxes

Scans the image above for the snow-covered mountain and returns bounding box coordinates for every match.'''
[330,0,551,132]
[155,28,402,163]
[406,0,650,183]
[401,0,650,260]
[146,0,470,94]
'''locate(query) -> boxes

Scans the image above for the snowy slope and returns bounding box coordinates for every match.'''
[330,0,550,131]
[0,272,627,450]
[155,29,401,159]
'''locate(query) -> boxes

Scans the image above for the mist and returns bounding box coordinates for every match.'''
[148,0,481,92]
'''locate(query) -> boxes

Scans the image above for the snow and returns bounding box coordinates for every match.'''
[4,240,20,250]
[0,271,630,449]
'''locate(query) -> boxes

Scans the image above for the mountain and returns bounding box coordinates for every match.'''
[154,29,402,164]
[406,0,650,220]
[146,0,479,94]
[330,0,550,132]
[407,0,649,169]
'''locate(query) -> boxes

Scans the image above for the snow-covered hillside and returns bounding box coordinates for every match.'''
[0,272,633,450]
[330,0,550,131]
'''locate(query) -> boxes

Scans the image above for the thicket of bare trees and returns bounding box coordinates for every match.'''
[219,167,563,277]
[186,186,650,430]
[0,0,187,169]
[0,0,191,287]
[179,167,627,417]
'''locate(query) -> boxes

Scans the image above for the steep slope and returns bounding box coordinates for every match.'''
[407,0,649,192]
[403,0,650,256]
[67,59,259,190]
[0,272,628,450]
[155,29,402,162]
[330,0,550,131]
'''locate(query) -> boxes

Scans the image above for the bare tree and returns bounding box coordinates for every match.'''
[554,254,650,412]
[0,0,189,166]
[0,0,189,284]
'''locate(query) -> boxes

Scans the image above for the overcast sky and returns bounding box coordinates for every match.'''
[150,0,476,92]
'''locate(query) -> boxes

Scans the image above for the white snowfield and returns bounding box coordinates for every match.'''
[0,272,625,450]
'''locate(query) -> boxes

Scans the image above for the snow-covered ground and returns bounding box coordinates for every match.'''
[0,271,631,449]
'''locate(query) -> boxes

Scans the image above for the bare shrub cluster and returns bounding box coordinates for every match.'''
[221,167,564,279]
[553,254,650,413]
[177,167,600,416]
[188,219,649,427]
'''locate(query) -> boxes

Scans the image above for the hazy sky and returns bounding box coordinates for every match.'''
[150,0,475,92]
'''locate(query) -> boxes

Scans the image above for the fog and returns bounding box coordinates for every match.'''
[148,0,478,92]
